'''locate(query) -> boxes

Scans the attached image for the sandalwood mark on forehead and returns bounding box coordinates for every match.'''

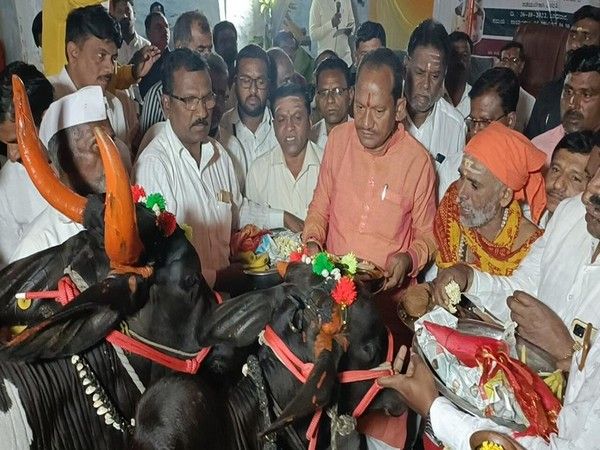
[463,155,485,175]
[366,92,372,108]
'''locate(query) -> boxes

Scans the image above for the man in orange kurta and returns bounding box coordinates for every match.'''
[302,47,437,450]
[302,52,436,291]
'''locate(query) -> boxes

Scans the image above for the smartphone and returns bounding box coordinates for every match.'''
[571,319,597,345]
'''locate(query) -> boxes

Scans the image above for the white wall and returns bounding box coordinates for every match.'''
[0,0,42,66]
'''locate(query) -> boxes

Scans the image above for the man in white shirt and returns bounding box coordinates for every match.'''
[310,57,353,149]
[11,86,122,262]
[465,67,520,142]
[309,0,354,66]
[133,48,248,294]
[0,62,53,268]
[110,0,150,65]
[432,149,600,363]
[404,20,466,200]
[247,83,323,232]
[445,31,472,118]
[219,44,279,189]
[497,41,535,133]
[47,5,131,148]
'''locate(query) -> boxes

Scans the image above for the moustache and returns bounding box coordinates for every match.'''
[191,118,209,127]
[590,194,600,208]
[563,109,584,121]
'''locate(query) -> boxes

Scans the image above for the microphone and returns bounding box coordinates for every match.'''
[336,1,341,29]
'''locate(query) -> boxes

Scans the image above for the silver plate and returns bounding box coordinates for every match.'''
[413,319,557,431]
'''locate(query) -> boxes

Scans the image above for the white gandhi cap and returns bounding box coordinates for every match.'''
[39,85,107,148]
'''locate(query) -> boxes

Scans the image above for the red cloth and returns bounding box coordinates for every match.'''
[465,122,547,224]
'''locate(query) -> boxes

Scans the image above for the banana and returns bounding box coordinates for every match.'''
[542,370,565,401]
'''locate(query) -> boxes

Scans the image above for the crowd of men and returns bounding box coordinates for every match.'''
[0,1,599,448]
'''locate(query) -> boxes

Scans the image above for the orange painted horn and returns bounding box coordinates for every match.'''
[93,127,144,266]
[12,75,86,223]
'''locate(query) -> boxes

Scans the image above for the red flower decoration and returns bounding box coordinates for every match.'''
[131,184,147,203]
[331,276,357,307]
[289,249,305,262]
[157,211,177,236]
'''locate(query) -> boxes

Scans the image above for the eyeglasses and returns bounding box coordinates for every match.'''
[464,113,507,130]
[168,92,217,111]
[499,56,521,64]
[316,87,349,98]
[237,75,268,90]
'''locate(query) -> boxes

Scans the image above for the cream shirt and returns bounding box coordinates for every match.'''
[309,0,354,66]
[406,98,466,201]
[0,162,48,268]
[133,120,242,288]
[10,205,84,263]
[246,140,323,223]
[467,194,600,336]
[516,86,536,133]
[454,83,471,118]
[117,32,150,65]
[219,107,279,189]
[48,67,130,147]
[430,334,600,449]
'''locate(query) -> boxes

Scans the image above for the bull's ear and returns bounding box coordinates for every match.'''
[0,274,148,361]
[199,284,291,347]
[261,339,344,435]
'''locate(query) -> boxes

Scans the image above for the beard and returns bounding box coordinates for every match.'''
[238,96,266,118]
[460,200,502,228]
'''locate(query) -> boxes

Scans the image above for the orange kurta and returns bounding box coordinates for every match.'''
[303,121,437,277]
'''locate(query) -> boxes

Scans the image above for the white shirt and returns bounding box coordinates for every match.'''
[133,120,274,288]
[246,140,323,222]
[406,98,466,201]
[454,83,472,118]
[309,0,355,66]
[516,86,535,133]
[117,32,150,65]
[430,334,600,449]
[467,194,600,335]
[310,117,352,149]
[0,162,48,269]
[10,206,84,263]
[48,67,130,147]
[219,107,279,189]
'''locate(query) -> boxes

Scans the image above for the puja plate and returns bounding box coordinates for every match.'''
[413,318,557,431]
[350,260,384,294]
[243,268,283,290]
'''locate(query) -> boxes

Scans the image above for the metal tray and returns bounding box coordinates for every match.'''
[413,318,557,431]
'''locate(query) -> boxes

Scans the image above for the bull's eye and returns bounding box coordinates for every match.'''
[183,274,197,289]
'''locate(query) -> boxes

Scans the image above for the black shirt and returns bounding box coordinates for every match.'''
[524,77,563,139]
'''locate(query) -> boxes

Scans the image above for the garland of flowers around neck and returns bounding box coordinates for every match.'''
[131,185,192,241]
[289,249,358,309]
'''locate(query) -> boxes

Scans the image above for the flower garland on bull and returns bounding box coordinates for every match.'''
[131,185,193,241]
[288,249,359,356]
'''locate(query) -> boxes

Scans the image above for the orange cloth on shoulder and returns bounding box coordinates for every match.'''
[465,122,547,225]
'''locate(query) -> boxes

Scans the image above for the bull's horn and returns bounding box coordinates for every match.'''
[93,127,144,267]
[12,75,86,223]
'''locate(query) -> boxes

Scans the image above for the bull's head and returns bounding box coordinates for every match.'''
[199,262,405,444]
[0,77,218,370]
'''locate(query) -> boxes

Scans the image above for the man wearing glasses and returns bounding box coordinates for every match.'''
[532,45,600,166]
[219,44,279,190]
[134,49,248,295]
[496,41,535,132]
[464,67,520,142]
[310,57,353,148]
